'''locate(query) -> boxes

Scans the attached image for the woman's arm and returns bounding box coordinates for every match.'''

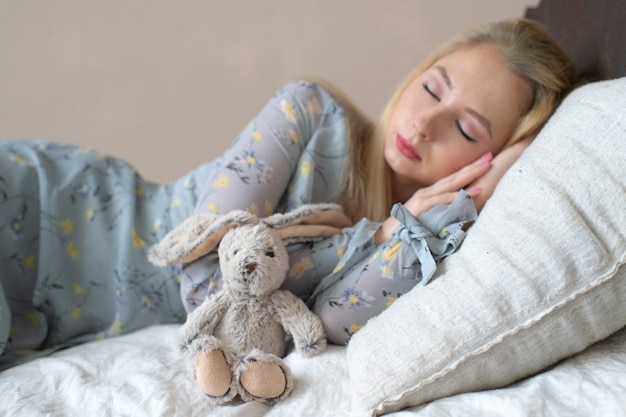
[181,81,350,311]
[194,81,348,217]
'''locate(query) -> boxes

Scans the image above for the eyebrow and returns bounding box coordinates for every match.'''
[435,65,493,139]
[435,65,453,89]
[465,108,493,138]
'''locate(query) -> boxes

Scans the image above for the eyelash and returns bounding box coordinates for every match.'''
[422,82,440,102]
[456,121,477,142]
[422,82,477,143]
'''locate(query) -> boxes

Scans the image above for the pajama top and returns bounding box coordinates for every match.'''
[0,81,476,367]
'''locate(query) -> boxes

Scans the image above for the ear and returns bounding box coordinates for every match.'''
[148,210,258,266]
[264,203,352,243]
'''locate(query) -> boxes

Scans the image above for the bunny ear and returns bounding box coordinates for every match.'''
[265,203,352,243]
[148,210,258,266]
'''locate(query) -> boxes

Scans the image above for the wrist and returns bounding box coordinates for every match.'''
[374,216,400,245]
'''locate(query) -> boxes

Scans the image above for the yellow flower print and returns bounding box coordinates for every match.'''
[174,274,181,283]
[72,307,82,320]
[72,283,86,295]
[207,202,219,213]
[333,260,345,273]
[132,228,145,249]
[96,333,104,340]
[368,251,380,264]
[214,175,230,188]
[10,218,23,236]
[385,294,397,308]
[248,204,260,217]
[300,161,314,177]
[26,313,40,326]
[246,153,257,166]
[170,198,181,209]
[85,208,95,222]
[22,255,36,269]
[136,186,145,197]
[153,218,162,232]
[289,128,299,144]
[111,321,122,335]
[252,130,263,141]
[60,219,74,235]
[206,276,219,291]
[348,322,363,335]
[382,241,403,264]
[281,99,299,123]
[336,247,344,258]
[290,257,313,279]
[264,201,274,217]
[185,178,196,189]
[11,154,32,166]
[381,266,394,278]
[305,98,321,115]
[142,294,154,308]
[438,226,447,238]
[66,241,79,260]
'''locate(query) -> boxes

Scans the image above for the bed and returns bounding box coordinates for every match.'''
[2,0,625,416]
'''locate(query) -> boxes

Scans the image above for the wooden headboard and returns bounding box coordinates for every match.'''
[525,0,626,82]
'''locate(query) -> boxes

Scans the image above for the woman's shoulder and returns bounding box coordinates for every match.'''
[274,80,344,108]
[278,79,373,130]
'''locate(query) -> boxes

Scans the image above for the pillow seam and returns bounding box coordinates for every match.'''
[377,254,626,414]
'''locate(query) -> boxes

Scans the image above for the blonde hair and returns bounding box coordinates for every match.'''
[337,18,575,223]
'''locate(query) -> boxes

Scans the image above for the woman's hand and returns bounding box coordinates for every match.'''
[374,137,533,245]
[374,152,493,244]
[465,136,533,212]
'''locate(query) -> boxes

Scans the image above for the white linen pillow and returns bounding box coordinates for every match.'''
[346,78,626,417]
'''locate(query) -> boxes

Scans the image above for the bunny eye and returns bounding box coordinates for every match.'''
[232,249,239,256]
[265,251,275,258]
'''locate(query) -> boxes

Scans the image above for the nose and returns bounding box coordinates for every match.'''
[412,108,440,142]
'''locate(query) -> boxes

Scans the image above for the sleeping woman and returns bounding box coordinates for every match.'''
[0,18,574,369]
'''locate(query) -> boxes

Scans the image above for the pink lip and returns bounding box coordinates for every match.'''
[396,134,421,161]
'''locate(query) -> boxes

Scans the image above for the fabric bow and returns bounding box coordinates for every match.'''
[391,190,478,285]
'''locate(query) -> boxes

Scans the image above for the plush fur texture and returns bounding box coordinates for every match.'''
[149,204,349,405]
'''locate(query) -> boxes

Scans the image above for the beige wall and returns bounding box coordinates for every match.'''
[0,0,535,183]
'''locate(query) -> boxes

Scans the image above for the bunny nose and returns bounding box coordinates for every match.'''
[245,263,256,273]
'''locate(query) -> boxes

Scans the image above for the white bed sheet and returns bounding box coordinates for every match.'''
[1,324,625,417]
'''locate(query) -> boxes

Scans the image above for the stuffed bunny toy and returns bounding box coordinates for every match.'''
[148,203,351,405]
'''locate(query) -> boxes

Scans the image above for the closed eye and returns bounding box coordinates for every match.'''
[265,251,275,258]
[456,121,477,142]
[422,83,440,102]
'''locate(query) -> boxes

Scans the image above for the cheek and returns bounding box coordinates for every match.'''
[382,121,399,162]
[383,130,394,159]
[432,145,481,178]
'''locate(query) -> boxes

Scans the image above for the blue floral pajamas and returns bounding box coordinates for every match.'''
[0,141,214,368]
[181,81,476,344]
[0,81,476,367]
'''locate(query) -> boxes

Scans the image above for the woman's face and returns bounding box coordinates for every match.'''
[383,44,531,194]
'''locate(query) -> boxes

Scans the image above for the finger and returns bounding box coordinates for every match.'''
[466,186,483,199]
[406,191,460,217]
[419,152,493,197]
